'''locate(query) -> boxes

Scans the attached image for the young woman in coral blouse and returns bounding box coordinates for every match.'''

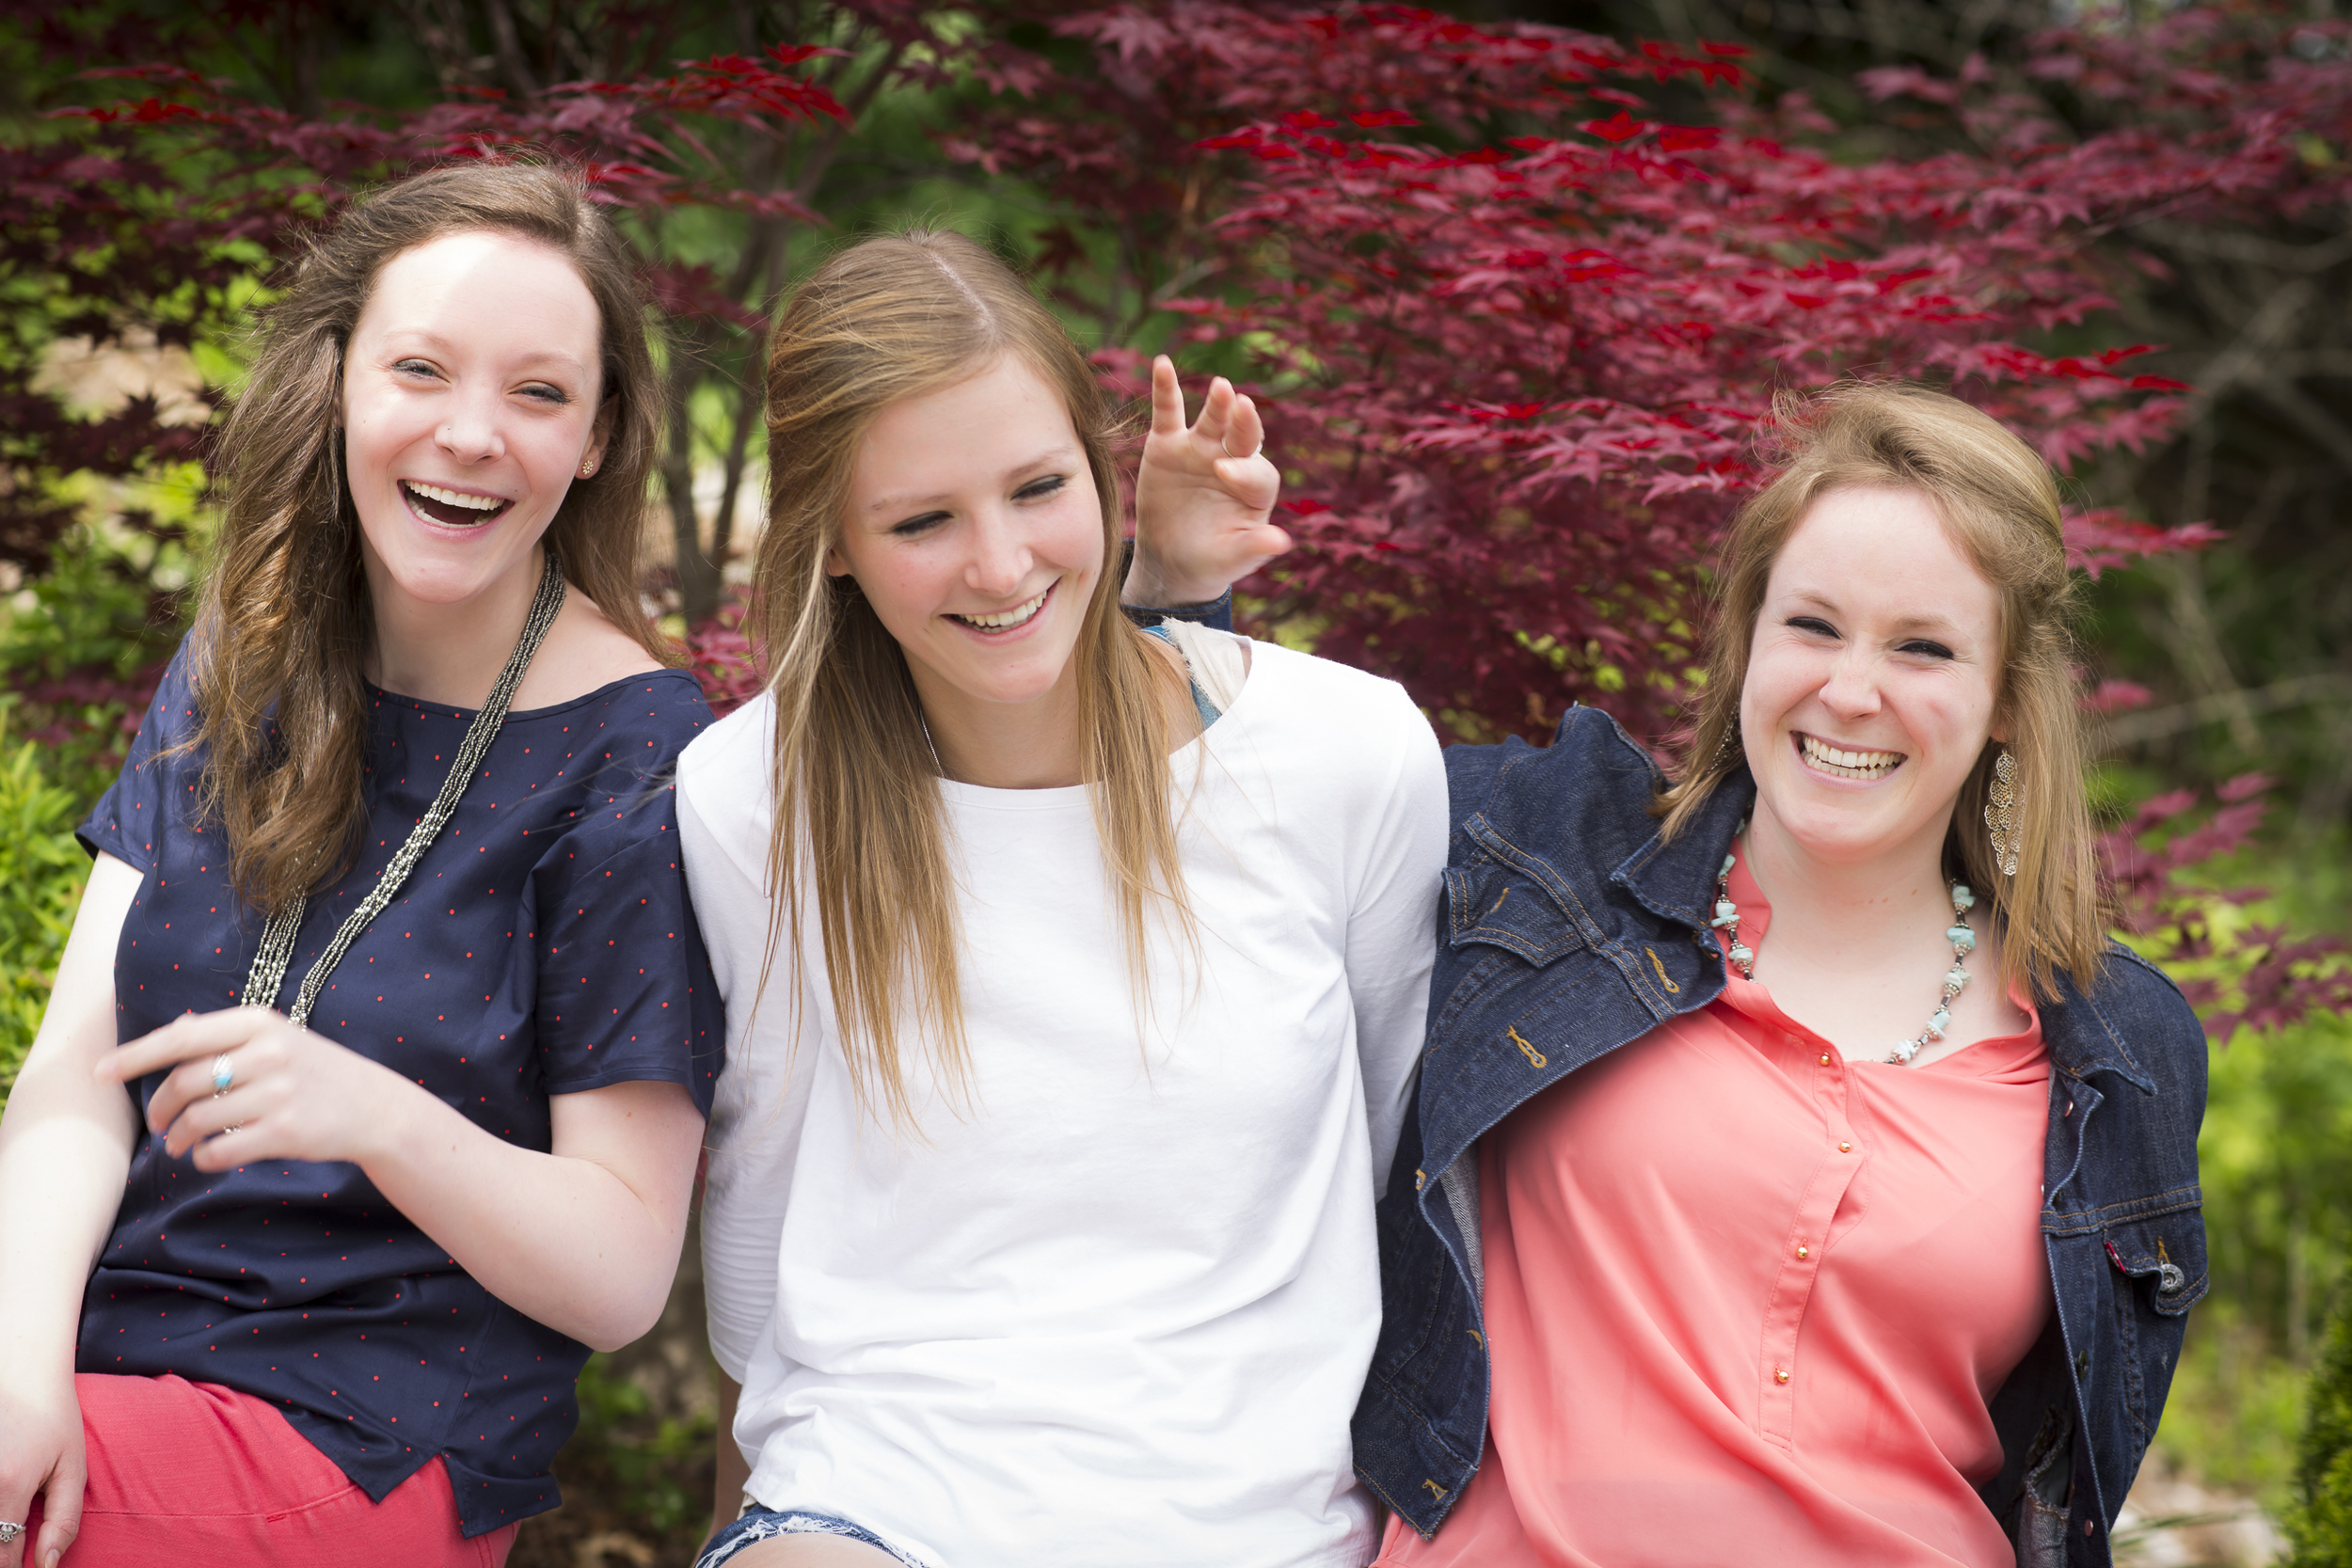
[0,164,721,1568]
[1136,383,2207,1568]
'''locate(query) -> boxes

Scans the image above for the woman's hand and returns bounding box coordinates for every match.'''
[1126,354,1291,607]
[96,1007,405,1172]
[0,1371,85,1568]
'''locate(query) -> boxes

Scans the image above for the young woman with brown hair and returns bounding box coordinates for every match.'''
[0,162,722,1568]
[681,230,1450,1567]
[1136,383,2207,1568]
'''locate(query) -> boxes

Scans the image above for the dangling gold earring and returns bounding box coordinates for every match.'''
[1985,750,2020,877]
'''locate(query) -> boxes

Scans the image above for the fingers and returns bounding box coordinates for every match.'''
[1225,392,1264,460]
[98,1006,276,1085]
[35,1454,83,1568]
[1150,355,1184,437]
[157,1078,260,1162]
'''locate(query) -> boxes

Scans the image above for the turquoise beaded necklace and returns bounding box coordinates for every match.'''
[1710,822,1979,1067]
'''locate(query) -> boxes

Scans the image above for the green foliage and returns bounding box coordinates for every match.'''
[563,1354,719,1550]
[2150,847,2352,1509]
[2290,1301,2352,1564]
[0,712,94,1105]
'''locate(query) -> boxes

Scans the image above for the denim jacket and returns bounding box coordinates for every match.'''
[1350,709,2209,1568]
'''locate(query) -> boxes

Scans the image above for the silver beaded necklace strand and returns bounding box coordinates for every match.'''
[1710,822,1980,1067]
[240,550,566,1026]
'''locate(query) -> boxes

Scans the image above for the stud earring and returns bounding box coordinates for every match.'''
[579,459,596,478]
[1985,749,2020,877]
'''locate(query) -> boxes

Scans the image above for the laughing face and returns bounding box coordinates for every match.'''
[829,354,1104,721]
[341,229,608,617]
[1740,484,2007,871]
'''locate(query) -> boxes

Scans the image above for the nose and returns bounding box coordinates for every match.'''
[435,388,506,465]
[962,506,1033,599]
[1817,643,1883,721]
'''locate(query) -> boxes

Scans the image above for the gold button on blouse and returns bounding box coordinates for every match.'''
[1774,1368,1791,1384]
[1819,1053,1832,1066]
[1795,1244,1809,1259]
[1838,1141,1852,1153]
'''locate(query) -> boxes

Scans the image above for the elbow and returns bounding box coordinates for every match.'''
[576,1288,673,1355]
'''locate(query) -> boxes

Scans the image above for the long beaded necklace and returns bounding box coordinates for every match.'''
[1709,822,1980,1067]
[240,549,566,1026]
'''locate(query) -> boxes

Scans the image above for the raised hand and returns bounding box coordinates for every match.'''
[1125,355,1292,608]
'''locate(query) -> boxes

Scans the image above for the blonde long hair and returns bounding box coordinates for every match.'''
[755,230,1192,1125]
[1656,381,2106,1002]
[196,162,667,913]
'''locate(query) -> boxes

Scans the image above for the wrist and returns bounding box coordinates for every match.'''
[1121,553,1232,610]
[351,1058,440,1175]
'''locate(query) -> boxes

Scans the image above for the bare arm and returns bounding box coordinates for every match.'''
[100,1010,707,1354]
[0,852,145,1568]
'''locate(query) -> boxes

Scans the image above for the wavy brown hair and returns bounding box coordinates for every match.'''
[755,230,1194,1127]
[194,161,666,913]
[1656,381,2106,1001]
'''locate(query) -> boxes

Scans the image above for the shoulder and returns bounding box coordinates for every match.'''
[1243,641,1434,746]
[509,583,673,711]
[1442,705,1666,840]
[677,693,775,873]
[2075,942,2210,1071]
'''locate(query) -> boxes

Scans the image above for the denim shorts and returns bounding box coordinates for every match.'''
[692,1501,934,1568]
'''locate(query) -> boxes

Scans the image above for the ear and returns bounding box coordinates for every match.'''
[824,544,852,578]
[582,397,616,473]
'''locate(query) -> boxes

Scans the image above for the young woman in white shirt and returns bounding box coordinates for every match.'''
[679,230,1449,1568]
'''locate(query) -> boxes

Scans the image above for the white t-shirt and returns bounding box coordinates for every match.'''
[682,635,1448,1568]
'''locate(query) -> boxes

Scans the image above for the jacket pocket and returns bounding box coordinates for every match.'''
[1442,863,1586,967]
[2105,1208,2208,1317]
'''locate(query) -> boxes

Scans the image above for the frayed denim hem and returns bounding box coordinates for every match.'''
[692,1505,933,1568]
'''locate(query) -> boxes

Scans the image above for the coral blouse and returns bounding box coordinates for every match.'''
[1378,852,2051,1568]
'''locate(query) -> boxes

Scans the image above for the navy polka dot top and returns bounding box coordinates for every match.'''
[75,636,723,1538]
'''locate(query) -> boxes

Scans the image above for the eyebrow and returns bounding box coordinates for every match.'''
[377,330,591,378]
[861,447,1077,514]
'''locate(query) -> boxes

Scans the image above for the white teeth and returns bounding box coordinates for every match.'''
[405,482,504,511]
[1801,735,1902,779]
[954,589,1049,630]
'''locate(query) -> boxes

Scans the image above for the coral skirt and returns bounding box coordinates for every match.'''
[22,1374,518,1567]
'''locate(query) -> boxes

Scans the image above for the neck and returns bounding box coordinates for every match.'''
[361,543,543,709]
[912,657,1088,789]
[1741,799,1961,961]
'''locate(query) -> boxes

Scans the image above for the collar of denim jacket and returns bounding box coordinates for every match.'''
[1609,762,1756,932]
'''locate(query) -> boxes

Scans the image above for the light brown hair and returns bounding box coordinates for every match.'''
[1656,381,2106,1000]
[194,161,667,913]
[755,230,1192,1127]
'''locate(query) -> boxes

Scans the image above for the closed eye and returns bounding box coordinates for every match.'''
[1015,474,1067,502]
[520,383,573,406]
[1899,639,1956,659]
[890,510,951,537]
[1788,615,1838,638]
[391,357,443,382]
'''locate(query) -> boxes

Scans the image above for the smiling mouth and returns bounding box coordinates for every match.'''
[402,481,513,528]
[1797,733,1906,781]
[949,583,1052,633]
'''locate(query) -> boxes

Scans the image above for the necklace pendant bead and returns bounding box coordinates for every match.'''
[1888,1038,1919,1065]
[1953,884,1975,910]
[1946,924,1976,953]
[1728,942,1754,972]
[1945,966,1970,991]
[1927,1008,1950,1038]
